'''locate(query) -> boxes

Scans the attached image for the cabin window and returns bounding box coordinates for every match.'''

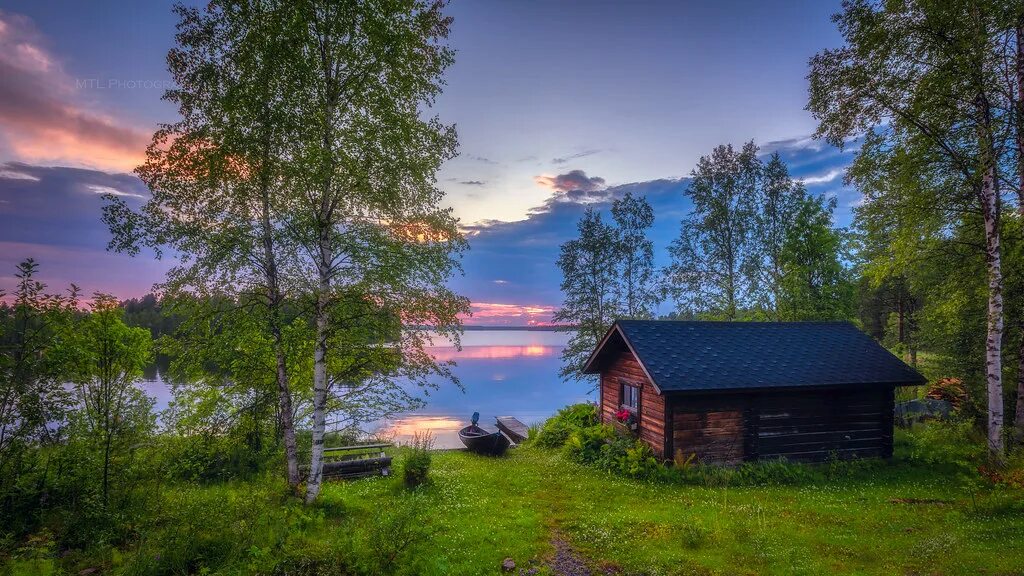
[621,382,639,412]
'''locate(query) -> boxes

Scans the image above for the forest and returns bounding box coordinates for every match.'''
[1,0,1024,575]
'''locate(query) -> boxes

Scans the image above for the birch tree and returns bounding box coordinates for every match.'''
[666,142,759,320]
[610,192,658,319]
[753,153,807,319]
[104,1,305,488]
[276,0,467,503]
[809,0,1017,457]
[553,208,620,382]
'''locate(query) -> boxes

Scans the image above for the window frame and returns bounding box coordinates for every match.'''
[619,379,640,413]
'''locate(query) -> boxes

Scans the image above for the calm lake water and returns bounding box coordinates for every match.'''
[140,329,595,448]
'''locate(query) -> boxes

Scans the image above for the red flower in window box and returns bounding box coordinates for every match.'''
[614,409,638,430]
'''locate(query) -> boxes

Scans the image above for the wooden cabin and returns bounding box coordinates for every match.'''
[582,320,926,464]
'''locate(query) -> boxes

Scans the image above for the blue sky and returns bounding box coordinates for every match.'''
[0,1,860,324]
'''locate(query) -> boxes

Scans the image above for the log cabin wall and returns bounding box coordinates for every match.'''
[666,385,896,464]
[668,394,751,465]
[752,386,895,462]
[599,348,667,457]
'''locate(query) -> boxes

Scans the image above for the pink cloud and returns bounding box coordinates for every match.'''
[534,169,606,193]
[0,10,150,172]
[0,241,169,302]
[463,301,559,326]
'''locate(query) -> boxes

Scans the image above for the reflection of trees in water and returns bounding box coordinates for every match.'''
[141,355,172,382]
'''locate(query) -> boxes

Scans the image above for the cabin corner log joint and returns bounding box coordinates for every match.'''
[582,320,925,464]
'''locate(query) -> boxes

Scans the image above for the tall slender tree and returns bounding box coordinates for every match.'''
[610,192,658,319]
[105,0,304,488]
[752,153,807,320]
[666,142,759,320]
[0,260,77,478]
[277,0,467,503]
[107,1,468,502]
[776,195,854,321]
[1012,12,1024,440]
[554,208,620,383]
[64,295,153,508]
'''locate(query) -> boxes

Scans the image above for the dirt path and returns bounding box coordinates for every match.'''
[546,533,592,576]
[528,481,604,575]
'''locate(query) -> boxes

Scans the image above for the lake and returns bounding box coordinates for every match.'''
[140,329,595,448]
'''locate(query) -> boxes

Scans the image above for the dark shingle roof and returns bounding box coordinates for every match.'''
[583,320,926,392]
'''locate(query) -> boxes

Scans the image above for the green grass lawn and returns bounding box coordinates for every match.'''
[9,437,1022,576]
[317,445,1024,576]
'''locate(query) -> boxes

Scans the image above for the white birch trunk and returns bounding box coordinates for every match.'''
[305,264,331,504]
[274,337,300,488]
[1014,21,1024,440]
[980,162,1005,458]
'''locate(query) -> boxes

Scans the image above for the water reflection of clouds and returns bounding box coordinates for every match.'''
[427,344,558,361]
[143,331,591,448]
[383,415,463,441]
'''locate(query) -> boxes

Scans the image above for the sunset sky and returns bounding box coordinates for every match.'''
[0,0,859,325]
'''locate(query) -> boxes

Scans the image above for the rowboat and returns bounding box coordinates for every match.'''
[458,424,511,456]
[458,412,511,456]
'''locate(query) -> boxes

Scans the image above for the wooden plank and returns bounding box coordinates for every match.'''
[323,443,392,453]
[322,456,393,480]
[750,386,895,462]
[496,416,529,443]
[760,446,883,462]
[301,456,393,481]
[663,386,898,465]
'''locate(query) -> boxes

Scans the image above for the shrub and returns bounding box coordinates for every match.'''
[153,429,279,485]
[679,522,710,549]
[563,424,616,463]
[619,440,661,479]
[555,403,600,428]
[563,423,662,481]
[926,377,967,408]
[349,492,433,575]
[535,403,598,448]
[900,418,984,469]
[401,433,433,488]
[119,476,316,576]
[4,532,59,576]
